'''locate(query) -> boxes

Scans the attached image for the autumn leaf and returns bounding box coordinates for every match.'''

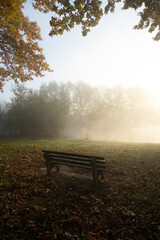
[0,0,52,91]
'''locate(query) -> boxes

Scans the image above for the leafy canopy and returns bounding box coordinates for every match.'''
[1,0,160,91]
[33,0,160,39]
[0,0,52,91]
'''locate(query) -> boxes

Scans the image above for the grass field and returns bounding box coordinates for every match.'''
[0,139,160,239]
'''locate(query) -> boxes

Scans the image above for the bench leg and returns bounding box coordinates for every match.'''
[47,163,51,176]
[92,161,98,189]
[56,164,60,172]
[98,171,105,182]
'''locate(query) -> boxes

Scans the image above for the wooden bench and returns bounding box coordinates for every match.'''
[42,150,108,188]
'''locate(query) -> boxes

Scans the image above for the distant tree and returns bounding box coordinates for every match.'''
[0,103,6,136]
[0,0,52,91]
[68,81,95,123]
[6,82,70,137]
[6,84,29,135]
[37,82,70,137]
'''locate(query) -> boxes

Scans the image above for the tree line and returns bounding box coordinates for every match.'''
[1,81,160,142]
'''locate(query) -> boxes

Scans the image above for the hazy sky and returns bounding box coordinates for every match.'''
[1,1,160,102]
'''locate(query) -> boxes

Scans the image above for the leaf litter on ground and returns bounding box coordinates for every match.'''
[0,139,160,239]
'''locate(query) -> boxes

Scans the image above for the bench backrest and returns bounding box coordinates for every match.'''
[42,150,106,171]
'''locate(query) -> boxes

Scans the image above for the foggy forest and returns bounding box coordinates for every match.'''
[1,81,160,143]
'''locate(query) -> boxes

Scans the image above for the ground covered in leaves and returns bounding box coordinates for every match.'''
[0,139,160,239]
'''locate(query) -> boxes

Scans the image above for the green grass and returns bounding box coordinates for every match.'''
[0,138,160,239]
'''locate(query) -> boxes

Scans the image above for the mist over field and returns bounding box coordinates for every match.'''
[1,81,160,143]
[64,116,160,143]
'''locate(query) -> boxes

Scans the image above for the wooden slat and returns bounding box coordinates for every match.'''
[48,157,106,167]
[46,157,106,169]
[42,150,104,160]
[43,150,107,174]
[49,160,91,169]
[47,157,91,167]
[45,154,92,163]
[44,154,106,165]
[48,160,107,171]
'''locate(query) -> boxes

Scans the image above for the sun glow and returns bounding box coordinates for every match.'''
[63,22,160,101]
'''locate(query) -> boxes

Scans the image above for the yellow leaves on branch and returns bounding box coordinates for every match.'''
[0,0,53,92]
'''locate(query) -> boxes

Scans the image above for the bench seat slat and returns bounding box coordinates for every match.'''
[45,155,106,165]
[43,153,105,164]
[48,160,107,171]
[42,150,104,160]
[47,158,107,170]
